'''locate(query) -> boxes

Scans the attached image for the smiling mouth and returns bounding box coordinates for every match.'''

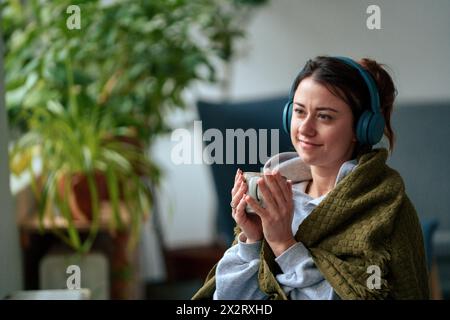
[299,139,322,146]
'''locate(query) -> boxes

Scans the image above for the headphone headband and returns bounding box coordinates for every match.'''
[333,56,381,115]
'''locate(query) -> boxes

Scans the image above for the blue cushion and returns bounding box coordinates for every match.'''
[197,97,292,244]
[387,102,450,232]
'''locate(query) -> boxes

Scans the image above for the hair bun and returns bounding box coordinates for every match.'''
[359,58,397,111]
[359,58,397,151]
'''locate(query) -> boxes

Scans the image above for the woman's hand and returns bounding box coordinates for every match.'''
[231,169,263,243]
[245,170,296,256]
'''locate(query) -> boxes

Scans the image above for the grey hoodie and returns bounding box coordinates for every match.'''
[213,152,358,300]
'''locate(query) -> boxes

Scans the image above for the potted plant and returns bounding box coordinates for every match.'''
[3,0,269,252]
[9,87,159,254]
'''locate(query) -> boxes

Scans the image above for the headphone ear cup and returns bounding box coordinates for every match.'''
[282,101,293,135]
[356,110,372,145]
[357,110,385,145]
[366,113,385,145]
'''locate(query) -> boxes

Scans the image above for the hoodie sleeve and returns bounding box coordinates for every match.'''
[213,233,338,300]
[274,241,338,300]
[213,233,268,300]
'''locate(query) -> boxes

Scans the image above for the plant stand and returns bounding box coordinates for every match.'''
[17,194,142,299]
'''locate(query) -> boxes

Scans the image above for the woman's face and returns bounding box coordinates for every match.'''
[290,77,357,168]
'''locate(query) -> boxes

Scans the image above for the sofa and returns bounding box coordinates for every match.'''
[198,98,450,297]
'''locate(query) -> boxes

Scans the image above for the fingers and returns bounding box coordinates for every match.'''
[245,194,267,218]
[233,194,248,222]
[264,172,284,207]
[231,169,244,198]
[234,168,241,183]
[272,171,292,203]
[232,178,247,210]
[231,168,248,224]
[262,170,290,207]
[231,179,242,198]
[275,171,292,203]
[257,178,278,212]
[276,174,292,203]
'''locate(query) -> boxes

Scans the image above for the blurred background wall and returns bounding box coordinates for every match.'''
[227,0,450,102]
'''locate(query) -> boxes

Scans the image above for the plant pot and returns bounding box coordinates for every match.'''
[105,132,147,176]
[57,171,117,221]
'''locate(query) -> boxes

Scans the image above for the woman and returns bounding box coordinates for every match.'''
[193,56,429,300]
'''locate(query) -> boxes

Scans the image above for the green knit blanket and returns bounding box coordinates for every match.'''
[192,148,430,300]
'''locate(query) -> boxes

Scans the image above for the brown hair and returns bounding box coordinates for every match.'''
[293,56,397,157]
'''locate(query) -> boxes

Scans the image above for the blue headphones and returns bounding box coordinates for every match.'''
[282,56,385,146]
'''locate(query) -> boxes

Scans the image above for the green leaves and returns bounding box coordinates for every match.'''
[4,0,268,253]
[4,0,265,133]
[10,96,161,252]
